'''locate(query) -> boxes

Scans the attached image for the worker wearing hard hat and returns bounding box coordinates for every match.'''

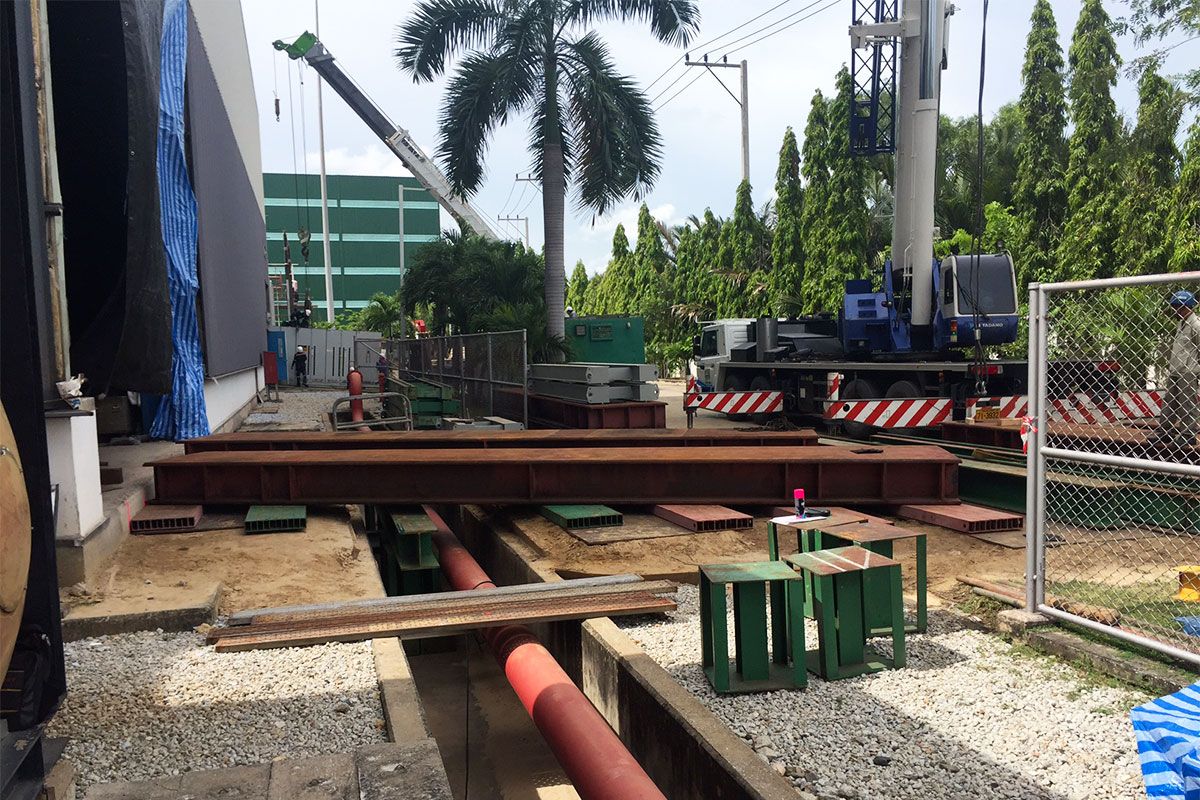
[1155,290,1200,451]
[291,346,309,388]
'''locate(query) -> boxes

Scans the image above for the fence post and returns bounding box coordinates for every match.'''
[522,329,529,429]
[486,334,495,417]
[1024,284,1040,612]
[1033,286,1049,609]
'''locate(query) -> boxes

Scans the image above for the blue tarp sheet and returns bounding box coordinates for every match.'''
[150,0,208,440]
[1133,682,1200,799]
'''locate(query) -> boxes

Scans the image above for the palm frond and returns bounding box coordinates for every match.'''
[394,0,506,81]
[561,32,663,214]
[563,1,699,46]
[437,47,538,194]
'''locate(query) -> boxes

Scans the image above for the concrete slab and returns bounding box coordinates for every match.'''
[371,638,429,744]
[177,763,270,799]
[85,776,181,800]
[268,753,356,800]
[355,741,453,800]
[61,582,221,641]
[995,608,1050,636]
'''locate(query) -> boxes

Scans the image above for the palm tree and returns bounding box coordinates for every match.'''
[394,1,699,339]
[358,292,407,338]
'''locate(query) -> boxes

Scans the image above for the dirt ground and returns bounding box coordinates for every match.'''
[60,509,382,618]
[501,508,1031,603]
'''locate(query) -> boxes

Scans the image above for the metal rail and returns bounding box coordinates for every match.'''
[184,428,820,453]
[330,392,412,431]
[150,445,959,506]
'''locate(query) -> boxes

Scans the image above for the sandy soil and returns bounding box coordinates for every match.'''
[61,510,382,618]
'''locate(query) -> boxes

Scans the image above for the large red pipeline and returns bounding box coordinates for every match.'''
[346,368,370,432]
[422,506,667,800]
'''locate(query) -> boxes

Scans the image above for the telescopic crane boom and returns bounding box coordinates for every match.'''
[274,32,499,240]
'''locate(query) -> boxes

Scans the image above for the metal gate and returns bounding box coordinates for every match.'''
[1025,271,1200,665]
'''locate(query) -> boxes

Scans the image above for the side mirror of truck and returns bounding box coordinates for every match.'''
[691,335,701,356]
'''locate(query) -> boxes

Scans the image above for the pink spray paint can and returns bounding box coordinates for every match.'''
[793,488,806,519]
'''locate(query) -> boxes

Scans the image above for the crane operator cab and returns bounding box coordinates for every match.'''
[934,253,1019,350]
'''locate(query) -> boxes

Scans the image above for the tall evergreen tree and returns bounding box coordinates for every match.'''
[771,127,805,315]
[1116,69,1184,276]
[799,88,831,314]
[1013,0,1068,289]
[566,260,590,311]
[631,203,670,325]
[1169,120,1200,272]
[717,180,767,316]
[590,223,634,314]
[1056,0,1122,282]
[803,68,868,313]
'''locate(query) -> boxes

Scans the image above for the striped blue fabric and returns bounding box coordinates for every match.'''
[150,0,209,441]
[1132,683,1200,799]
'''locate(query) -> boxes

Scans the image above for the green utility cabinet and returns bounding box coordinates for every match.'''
[566,316,646,364]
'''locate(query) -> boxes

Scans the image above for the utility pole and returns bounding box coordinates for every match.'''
[397,184,407,339]
[498,215,529,247]
[684,55,749,181]
[314,0,335,323]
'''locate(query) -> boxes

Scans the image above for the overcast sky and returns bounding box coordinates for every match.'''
[241,1,1197,274]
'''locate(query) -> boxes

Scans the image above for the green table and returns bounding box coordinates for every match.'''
[785,546,906,680]
[699,561,806,694]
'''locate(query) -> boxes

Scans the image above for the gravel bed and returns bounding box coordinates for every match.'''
[248,389,343,430]
[49,630,385,789]
[619,585,1148,800]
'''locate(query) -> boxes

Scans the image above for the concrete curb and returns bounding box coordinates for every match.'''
[61,583,222,642]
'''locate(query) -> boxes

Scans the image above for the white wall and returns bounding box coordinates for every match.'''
[45,410,104,542]
[204,366,263,432]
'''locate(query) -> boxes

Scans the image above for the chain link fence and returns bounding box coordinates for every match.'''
[355,330,528,427]
[1027,271,1200,664]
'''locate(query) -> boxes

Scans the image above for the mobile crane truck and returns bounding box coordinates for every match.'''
[689,1,1106,436]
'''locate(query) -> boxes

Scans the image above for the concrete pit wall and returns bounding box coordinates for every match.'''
[453,506,796,800]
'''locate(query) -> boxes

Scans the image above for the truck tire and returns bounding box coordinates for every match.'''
[724,374,751,420]
[840,377,880,439]
[885,379,921,399]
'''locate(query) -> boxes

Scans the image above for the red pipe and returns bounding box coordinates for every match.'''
[347,369,370,432]
[423,506,667,800]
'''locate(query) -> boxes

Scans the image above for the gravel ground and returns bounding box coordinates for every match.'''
[49,630,386,789]
[243,389,342,430]
[619,586,1149,800]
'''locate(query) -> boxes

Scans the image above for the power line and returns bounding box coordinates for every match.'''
[720,0,838,58]
[643,0,798,92]
[655,69,705,111]
[650,68,691,105]
[497,174,518,216]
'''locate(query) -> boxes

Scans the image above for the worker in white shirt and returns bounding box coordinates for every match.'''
[1155,290,1200,450]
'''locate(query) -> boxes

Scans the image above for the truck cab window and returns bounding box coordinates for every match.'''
[700,329,718,357]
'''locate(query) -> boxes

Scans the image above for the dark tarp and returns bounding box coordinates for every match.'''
[49,0,172,395]
[185,9,267,377]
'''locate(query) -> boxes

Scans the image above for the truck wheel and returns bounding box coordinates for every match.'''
[840,378,880,439]
[749,376,775,426]
[724,374,751,420]
[885,379,921,399]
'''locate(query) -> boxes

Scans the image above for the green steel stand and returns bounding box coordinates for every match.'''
[699,561,806,694]
[785,546,906,680]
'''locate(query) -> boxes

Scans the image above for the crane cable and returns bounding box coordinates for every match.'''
[969,0,989,393]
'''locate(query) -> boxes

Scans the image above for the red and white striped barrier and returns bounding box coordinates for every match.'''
[825,390,1163,429]
[684,390,784,415]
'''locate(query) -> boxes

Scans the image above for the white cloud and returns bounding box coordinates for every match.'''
[305,144,412,177]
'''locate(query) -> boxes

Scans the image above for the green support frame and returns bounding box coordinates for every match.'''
[699,561,806,694]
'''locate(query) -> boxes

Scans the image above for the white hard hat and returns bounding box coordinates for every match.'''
[297,346,304,352]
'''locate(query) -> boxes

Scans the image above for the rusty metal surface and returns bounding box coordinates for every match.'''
[129,504,203,533]
[150,445,959,506]
[652,504,753,532]
[184,428,819,453]
[940,421,1023,449]
[897,502,1024,533]
[525,391,668,429]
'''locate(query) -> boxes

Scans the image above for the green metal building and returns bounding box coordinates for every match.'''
[263,173,441,323]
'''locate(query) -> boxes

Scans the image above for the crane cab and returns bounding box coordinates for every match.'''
[935,253,1019,350]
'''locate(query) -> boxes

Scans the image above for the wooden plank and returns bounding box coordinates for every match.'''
[216,579,677,637]
[212,591,676,652]
[226,574,647,626]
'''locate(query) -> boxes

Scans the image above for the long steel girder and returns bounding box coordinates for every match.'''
[183,428,820,453]
[150,445,958,506]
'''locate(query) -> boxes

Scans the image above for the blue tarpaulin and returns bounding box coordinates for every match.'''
[150,0,209,440]
[1133,682,1200,799]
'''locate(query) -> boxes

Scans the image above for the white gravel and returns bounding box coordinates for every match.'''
[619,585,1149,800]
[49,630,386,789]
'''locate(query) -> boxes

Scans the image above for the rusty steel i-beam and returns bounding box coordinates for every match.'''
[150,445,958,506]
[183,428,821,453]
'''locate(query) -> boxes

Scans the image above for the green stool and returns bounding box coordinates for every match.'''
[699,561,806,694]
[806,521,927,635]
[785,546,906,680]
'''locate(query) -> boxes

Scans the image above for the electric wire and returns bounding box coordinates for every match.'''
[970,0,990,389]
[497,175,518,216]
[648,68,691,105]
[721,0,841,58]
[654,69,705,111]
[643,0,798,92]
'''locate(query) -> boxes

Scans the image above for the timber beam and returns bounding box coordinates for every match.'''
[150,445,958,506]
